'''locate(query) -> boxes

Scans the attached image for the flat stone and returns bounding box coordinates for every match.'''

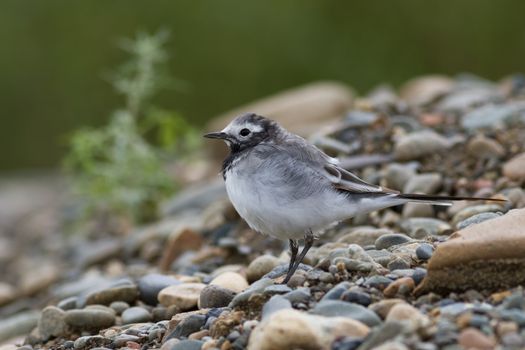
[64,308,115,331]
[138,274,181,305]
[417,208,525,293]
[38,306,68,339]
[246,255,279,283]
[121,307,152,324]
[158,283,206,310]
[400,217,452,236]
[229,278,274,309]
[452,204,503,225]
[461,103,525,130]
[166,339,204,350]
[311,300,381,327]
[385,303,429,330]
[248,309,368,350]
[198,284,235,309]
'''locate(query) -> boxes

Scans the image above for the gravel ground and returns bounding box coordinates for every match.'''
[1,74,525,350]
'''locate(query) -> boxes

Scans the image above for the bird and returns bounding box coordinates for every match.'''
[204,112,505,283]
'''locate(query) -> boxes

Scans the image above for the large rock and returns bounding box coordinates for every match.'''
[247,309,369,350]
[206,81,354,161]
[416,208,525,293]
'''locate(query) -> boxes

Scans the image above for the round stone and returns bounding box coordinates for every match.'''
[416,244,434,260]
[109,301,129,315]
[246,255,279,283]
[158,283,206,310]
[210,272,248,293]
[85,284,138,306]
[198,284,235,309]
[311,300,382,327]
[121,306,152,324]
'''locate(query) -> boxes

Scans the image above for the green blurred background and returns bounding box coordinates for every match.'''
[1,0,525,171]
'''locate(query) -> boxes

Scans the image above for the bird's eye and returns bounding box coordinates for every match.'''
[239,128,251,136]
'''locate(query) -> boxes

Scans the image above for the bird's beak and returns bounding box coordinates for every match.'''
[203,131,229,140]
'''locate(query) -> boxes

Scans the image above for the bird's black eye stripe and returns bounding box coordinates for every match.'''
[240,128,250,136]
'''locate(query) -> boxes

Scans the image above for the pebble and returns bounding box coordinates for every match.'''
[57,297,78,311]
[166,315,206,339]
[248,309,369,350]
[383,277,415,297]
[466,134,505,159]
[85,283,138,306]
[263,284,292,295]
[416,243,434,260]
[400,217,452,236]
[456,211,502,230]
[394,130,450,161]
[261,295,292,320]
[73,335,111,349]
[38,306,68,339]
[109,301,129,315]
[341,290,372,306]
[383,163,416,191]
[158,283,206,310]
[452,204,503,225]
[164,339,203,350]
[121,306,152,324]
[138,273,181,305]
[337,227,394,247]
[229,278,274,308]
[363,276,393,290]
[375,234,412,250]
[311,300,381,327]
[0,311,40,343]
[283,288,311,304]
[358,320,405,350]
[386,303,430,330]
[461,103,521,130]
[198,284,235,309]
[458,327,496,350]
[403,173,442,194]
[321,281,351,301]
[209,272,248,293]
[246,255,279,283]
[64,308,116,331]
[503,152,525,181]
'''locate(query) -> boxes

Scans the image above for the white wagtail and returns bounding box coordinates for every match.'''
[205,112,504,283]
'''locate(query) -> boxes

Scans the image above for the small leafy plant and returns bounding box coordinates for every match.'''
[64,31,197,230]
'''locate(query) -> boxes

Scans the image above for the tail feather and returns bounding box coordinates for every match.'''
[397,193,507,207]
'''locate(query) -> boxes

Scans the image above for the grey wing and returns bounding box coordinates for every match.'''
[277,135,398,195]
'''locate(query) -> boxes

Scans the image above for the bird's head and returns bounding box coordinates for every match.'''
[204,113,280,153]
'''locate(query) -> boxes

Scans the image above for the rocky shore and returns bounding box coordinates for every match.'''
[1,74,525,350]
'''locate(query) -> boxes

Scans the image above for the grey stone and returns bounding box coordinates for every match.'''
[262,295,292,320]
[262,263,310,279]
[166,339,204,350]
[85,281,138,306]
[383,163,417,191]
[358,321,405,350]
[0,311,40,343]
[121,306,152,324]
[64,308,116,331]
[199,284,235,309]
[57,297,78,311]
[403,173,442,194]
[387,258,411,271]
[138,273,181,305]
[263,284,292,295]
[375,234,412,250]
[416,244,434,260]
[341,291,371,307]
[109,301,129,315]
[363,276,393,290]
[394,131,450,161]
[366,249,393,267]
[73,335,111,349]
[461,103,525,130]
[456,212,502,230]
[229,278,274,308]
[38,306,68,339]
[167,314,206,339]
[311,300,381,327]
[246,255,280,283]
[283,288,311,304]
[321,282,351,301]
[400,218,452,236]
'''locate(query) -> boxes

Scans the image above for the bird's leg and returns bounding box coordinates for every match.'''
[288,239,298,273]
[283,232,314,284]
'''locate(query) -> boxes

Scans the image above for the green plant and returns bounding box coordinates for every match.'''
[64,31,197,229]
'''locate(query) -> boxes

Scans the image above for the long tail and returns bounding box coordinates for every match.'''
[397,193,507,206]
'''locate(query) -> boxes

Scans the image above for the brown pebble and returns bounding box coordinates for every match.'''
[458,328,496,350]
[383,277,415,298]
[496,321,518,337]
[189,329,210,340]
